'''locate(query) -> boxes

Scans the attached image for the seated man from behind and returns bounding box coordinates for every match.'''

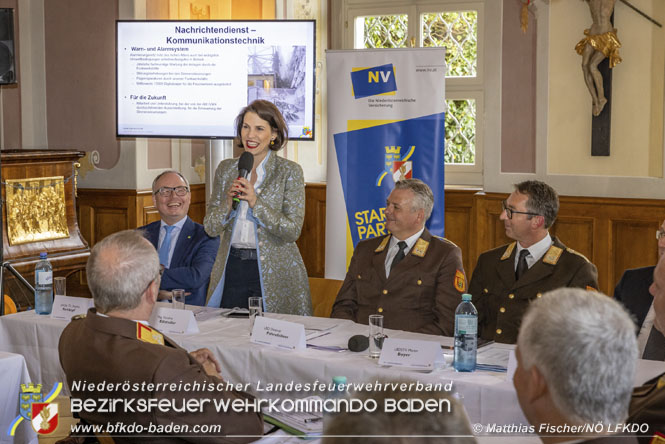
[514,288,638,443]
[614,218,665,361]
[469,180,598,343]
[627,250,665,440]
[331,178,466,335]
[324,381,476,444]
[58,230,263,443]
[139,170,220,306]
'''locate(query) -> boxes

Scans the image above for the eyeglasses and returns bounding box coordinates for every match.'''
[154,186,189,197]
[501,200,540,219]
[657,229,665,240]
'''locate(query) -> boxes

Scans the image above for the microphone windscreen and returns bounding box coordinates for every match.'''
[348,335,369,352]
[238,151,254,174]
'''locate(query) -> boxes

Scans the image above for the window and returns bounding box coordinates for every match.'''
[342,0,485,183]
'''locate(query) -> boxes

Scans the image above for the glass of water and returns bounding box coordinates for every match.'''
[172,289,185,310]
[248,297,263,335]
[369,314,384,358]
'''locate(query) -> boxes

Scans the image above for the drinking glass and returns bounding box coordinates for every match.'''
[54,277,66,297]
[369,314,384,358]
[248,297,263,335]
[172,289,186,310]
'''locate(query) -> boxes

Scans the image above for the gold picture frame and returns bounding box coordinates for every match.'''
[5,176,70,245]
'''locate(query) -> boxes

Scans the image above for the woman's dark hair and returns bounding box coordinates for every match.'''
[234,100,288,151]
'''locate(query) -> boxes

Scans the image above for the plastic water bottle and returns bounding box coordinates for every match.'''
[34,252,53,315]
[454,293,477,372]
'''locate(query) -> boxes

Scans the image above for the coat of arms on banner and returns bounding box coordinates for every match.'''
[31,402,58,434]
[392,161,412,182]
[19,383,43,420]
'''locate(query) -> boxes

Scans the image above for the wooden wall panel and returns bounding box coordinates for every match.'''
[297,183,326,278]
[77,184,665,295]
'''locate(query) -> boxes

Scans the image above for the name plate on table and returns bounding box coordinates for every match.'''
[251,316,306,351]
[50,296,94,321]
[149,307,199,335]
[378,338,444,370]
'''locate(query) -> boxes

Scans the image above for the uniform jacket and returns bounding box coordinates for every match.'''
[331,229,466,336]
[628,372,665,442]
[204,153,312,315]
[469,236,598,344]
[614,266,655,330]
[58,309,263,443]
[140,217,220,306]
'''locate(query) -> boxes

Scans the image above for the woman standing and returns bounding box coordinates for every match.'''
[204,100,312,315]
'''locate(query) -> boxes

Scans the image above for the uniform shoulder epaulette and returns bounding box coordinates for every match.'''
[71,314,86,321]
[374,235,391,253]
[434,236,458,249]
[543,245,564,265]
[412,238,429,257]
[565,247,590,263]
[500,242,516,260]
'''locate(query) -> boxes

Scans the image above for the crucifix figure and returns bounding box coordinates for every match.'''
[575,0,621,117]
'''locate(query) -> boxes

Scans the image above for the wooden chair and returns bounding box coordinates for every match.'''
[309,277,343,318]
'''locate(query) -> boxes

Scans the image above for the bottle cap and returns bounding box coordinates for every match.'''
[39,252,47,259]
[462,293,472,302]
[332,376,347,385]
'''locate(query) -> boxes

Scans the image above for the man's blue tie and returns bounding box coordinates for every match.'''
[159,225,175,267]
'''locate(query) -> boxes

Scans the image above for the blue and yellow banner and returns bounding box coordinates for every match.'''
[326,48,447,277]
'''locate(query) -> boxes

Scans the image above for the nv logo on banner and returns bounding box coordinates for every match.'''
[8,382,63,436]
[351,63,397,99]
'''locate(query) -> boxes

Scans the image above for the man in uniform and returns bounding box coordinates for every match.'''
[58,230,263,442]
[139,170,219,306]
[628,250,665,439]
[331,179,466,336]
[469,180,598,343]
[614,219,665,361]
[514,288,638,442]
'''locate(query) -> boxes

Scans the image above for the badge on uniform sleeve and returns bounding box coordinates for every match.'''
[454,269,466,293]
[137,323,164,345]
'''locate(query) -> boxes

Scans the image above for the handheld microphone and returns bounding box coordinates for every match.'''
[348,335,369,352]
[232,152,254,210]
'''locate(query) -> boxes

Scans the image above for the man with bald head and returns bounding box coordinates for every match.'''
[58,230,263,442]
[140,170,219,306]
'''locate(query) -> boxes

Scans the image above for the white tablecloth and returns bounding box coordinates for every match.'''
[0,351,38,444]
[1,308,664,443]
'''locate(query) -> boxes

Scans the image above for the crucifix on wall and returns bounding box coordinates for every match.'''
[573,0,662,156]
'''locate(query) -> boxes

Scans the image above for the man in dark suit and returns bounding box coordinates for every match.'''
[331,179,466,336]
[614,219,665,361]
[469,181,598,344]
[627,248,665,441]
[58,230,263,442]
[140,171,219,306]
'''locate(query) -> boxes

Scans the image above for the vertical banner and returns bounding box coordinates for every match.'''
[325,48,447,279]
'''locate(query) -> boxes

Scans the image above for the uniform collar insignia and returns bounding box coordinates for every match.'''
[543,245,563,265]
[136,323,164,345]
[412,238,429,257]
[375,235,391,253]
[500,242,516,261]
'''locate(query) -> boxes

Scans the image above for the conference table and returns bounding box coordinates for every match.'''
[1,305,664,443]
[0,351,38,444]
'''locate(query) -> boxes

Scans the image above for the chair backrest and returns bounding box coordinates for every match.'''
[309,277,343,318]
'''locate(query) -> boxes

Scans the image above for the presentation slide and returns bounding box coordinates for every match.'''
[117,20,315,139]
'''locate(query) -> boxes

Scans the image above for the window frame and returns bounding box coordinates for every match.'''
[343,0,486,183]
